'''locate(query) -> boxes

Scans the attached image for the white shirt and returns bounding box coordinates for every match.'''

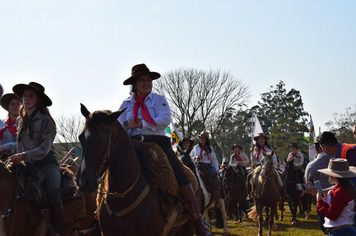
[287,151,304,166]
[230,152,249,167]
[190,144,219,172]
[118,92,171,136]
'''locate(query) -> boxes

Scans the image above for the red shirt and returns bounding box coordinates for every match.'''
[317,185,354,221]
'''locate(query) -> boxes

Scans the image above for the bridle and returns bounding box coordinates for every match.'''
[90,123,150,217]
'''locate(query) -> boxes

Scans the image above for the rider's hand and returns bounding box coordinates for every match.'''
[128,119,143,129]
[10,153,25,164]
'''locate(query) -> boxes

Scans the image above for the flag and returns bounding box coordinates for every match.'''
[217,143,229,164]
[253,114,263,137]
[165,122,183,151]
[309,115,316,162]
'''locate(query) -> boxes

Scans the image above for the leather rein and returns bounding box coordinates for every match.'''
[95,124,150,217]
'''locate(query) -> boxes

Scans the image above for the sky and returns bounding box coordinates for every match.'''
[0,0,355,136]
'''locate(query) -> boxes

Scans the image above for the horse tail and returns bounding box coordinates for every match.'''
[247,206,259,222]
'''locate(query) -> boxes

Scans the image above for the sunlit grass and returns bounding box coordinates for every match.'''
[207,205,323,236]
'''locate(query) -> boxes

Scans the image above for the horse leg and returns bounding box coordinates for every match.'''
[265,207,270,225]
[257,203,263,236]
[269,205,278,235]
[219,199,231,236]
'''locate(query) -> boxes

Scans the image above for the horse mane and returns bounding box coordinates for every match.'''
[84,109,121,140]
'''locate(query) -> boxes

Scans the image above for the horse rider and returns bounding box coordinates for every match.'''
[10,82,63,236]
[287,143,305,173]
[229,143,249,178]
[0,93,21,161]
[190,131,221,208]
[177,137,195,172]
[118,64,211,236]
[246,133,291,202]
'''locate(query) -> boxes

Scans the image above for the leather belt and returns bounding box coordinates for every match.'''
[330,224,354,232]
[131,135,160,142]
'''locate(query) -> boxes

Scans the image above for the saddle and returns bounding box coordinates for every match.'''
[197,164,214,193]
[8,162,87,227]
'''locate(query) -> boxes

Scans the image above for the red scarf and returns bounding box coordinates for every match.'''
[200,146,210,161]
[288,151,299,161]
[235,152,242,161]
[133,93,157,126]
[257,147,266,162]
[0,117,17,140]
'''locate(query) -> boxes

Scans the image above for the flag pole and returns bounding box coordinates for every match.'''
[251,111,254,170]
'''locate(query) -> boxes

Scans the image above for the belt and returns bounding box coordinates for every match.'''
[131,135,161,142]
[329,224,354,232]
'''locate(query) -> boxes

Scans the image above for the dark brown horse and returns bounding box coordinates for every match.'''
[248,150,279,236]
[224,165,248,223]
[0,160,96,236]
[76,104,194,236]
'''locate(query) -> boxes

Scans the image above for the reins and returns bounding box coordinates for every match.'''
[94,123,149,218]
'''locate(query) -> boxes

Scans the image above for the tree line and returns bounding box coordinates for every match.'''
[54,68,356,165]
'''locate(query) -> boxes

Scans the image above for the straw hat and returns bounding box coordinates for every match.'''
[231,144,243,151]
[198,131,209,139]
[13,82,52,106]
[178,137,194,147]
[318,158,356,178]
[0,93,21,111]
[253,133,269,141]
[123,64,161,85]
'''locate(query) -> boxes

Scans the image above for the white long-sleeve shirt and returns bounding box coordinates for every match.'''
[190,144,219,172]
[287,151,304,166]
[118,92,171,136]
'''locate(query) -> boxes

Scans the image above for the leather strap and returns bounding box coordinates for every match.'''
[41,209,56,236]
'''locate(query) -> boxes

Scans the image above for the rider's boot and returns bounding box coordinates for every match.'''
[78,219,101,236]
[246,174,254,202]
[180,184,211,236]
[214,189,222,208]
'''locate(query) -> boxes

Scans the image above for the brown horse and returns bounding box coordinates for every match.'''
[76,104,194,236]
[248,150,279,236]
[0,160,96,236]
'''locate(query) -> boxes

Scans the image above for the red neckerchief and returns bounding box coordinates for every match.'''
[0,117,17,140]
[200,146,210,161]
[257,147,266,162]
[288,151,299,161]
[133,93,157,126]
[235,152,242,161]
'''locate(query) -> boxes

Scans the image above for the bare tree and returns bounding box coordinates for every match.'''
[154,68,250,139]
[54,114,84,158]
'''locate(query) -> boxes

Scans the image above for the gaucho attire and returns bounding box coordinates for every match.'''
[119,91,189,187]
[0,117,18,160]
[230,150,249,177]
[13,82,62,235]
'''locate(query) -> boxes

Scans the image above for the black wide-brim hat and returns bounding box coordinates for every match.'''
[179,137,194,147]
[231,144,243,151]
[253,133,269,141]
[0,93,21,111]
[123,63,161,85]
[13,82,52,106]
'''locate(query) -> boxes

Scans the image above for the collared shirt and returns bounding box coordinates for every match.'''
[17,110,56,162]
[0,117,17,156]
[118,92,171,136]
[287,151,304,166]
[190,144,219,172]
[230,151,249,167]
[253,145,280,169]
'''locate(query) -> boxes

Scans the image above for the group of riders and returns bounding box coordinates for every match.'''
[2,63,355,236]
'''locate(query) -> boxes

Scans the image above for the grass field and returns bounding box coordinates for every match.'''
[208,205,324,236]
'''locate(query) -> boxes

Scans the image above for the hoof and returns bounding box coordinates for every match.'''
[272,224,277,231]
[292,219,297,225]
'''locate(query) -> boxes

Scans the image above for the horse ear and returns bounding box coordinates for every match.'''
[271,149,275,156]
[80,103,90,119]
[108,107,127,124]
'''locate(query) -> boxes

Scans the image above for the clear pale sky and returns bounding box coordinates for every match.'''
[1,1,355,135]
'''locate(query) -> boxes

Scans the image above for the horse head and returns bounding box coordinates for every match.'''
[76,104,127,193]
[285,158,299,183]
[260,149,275,179]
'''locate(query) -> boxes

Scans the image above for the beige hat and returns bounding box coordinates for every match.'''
[318,158,356,178]
[199,131,209,139]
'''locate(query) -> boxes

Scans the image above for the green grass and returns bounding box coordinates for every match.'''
[208,205,324,236]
